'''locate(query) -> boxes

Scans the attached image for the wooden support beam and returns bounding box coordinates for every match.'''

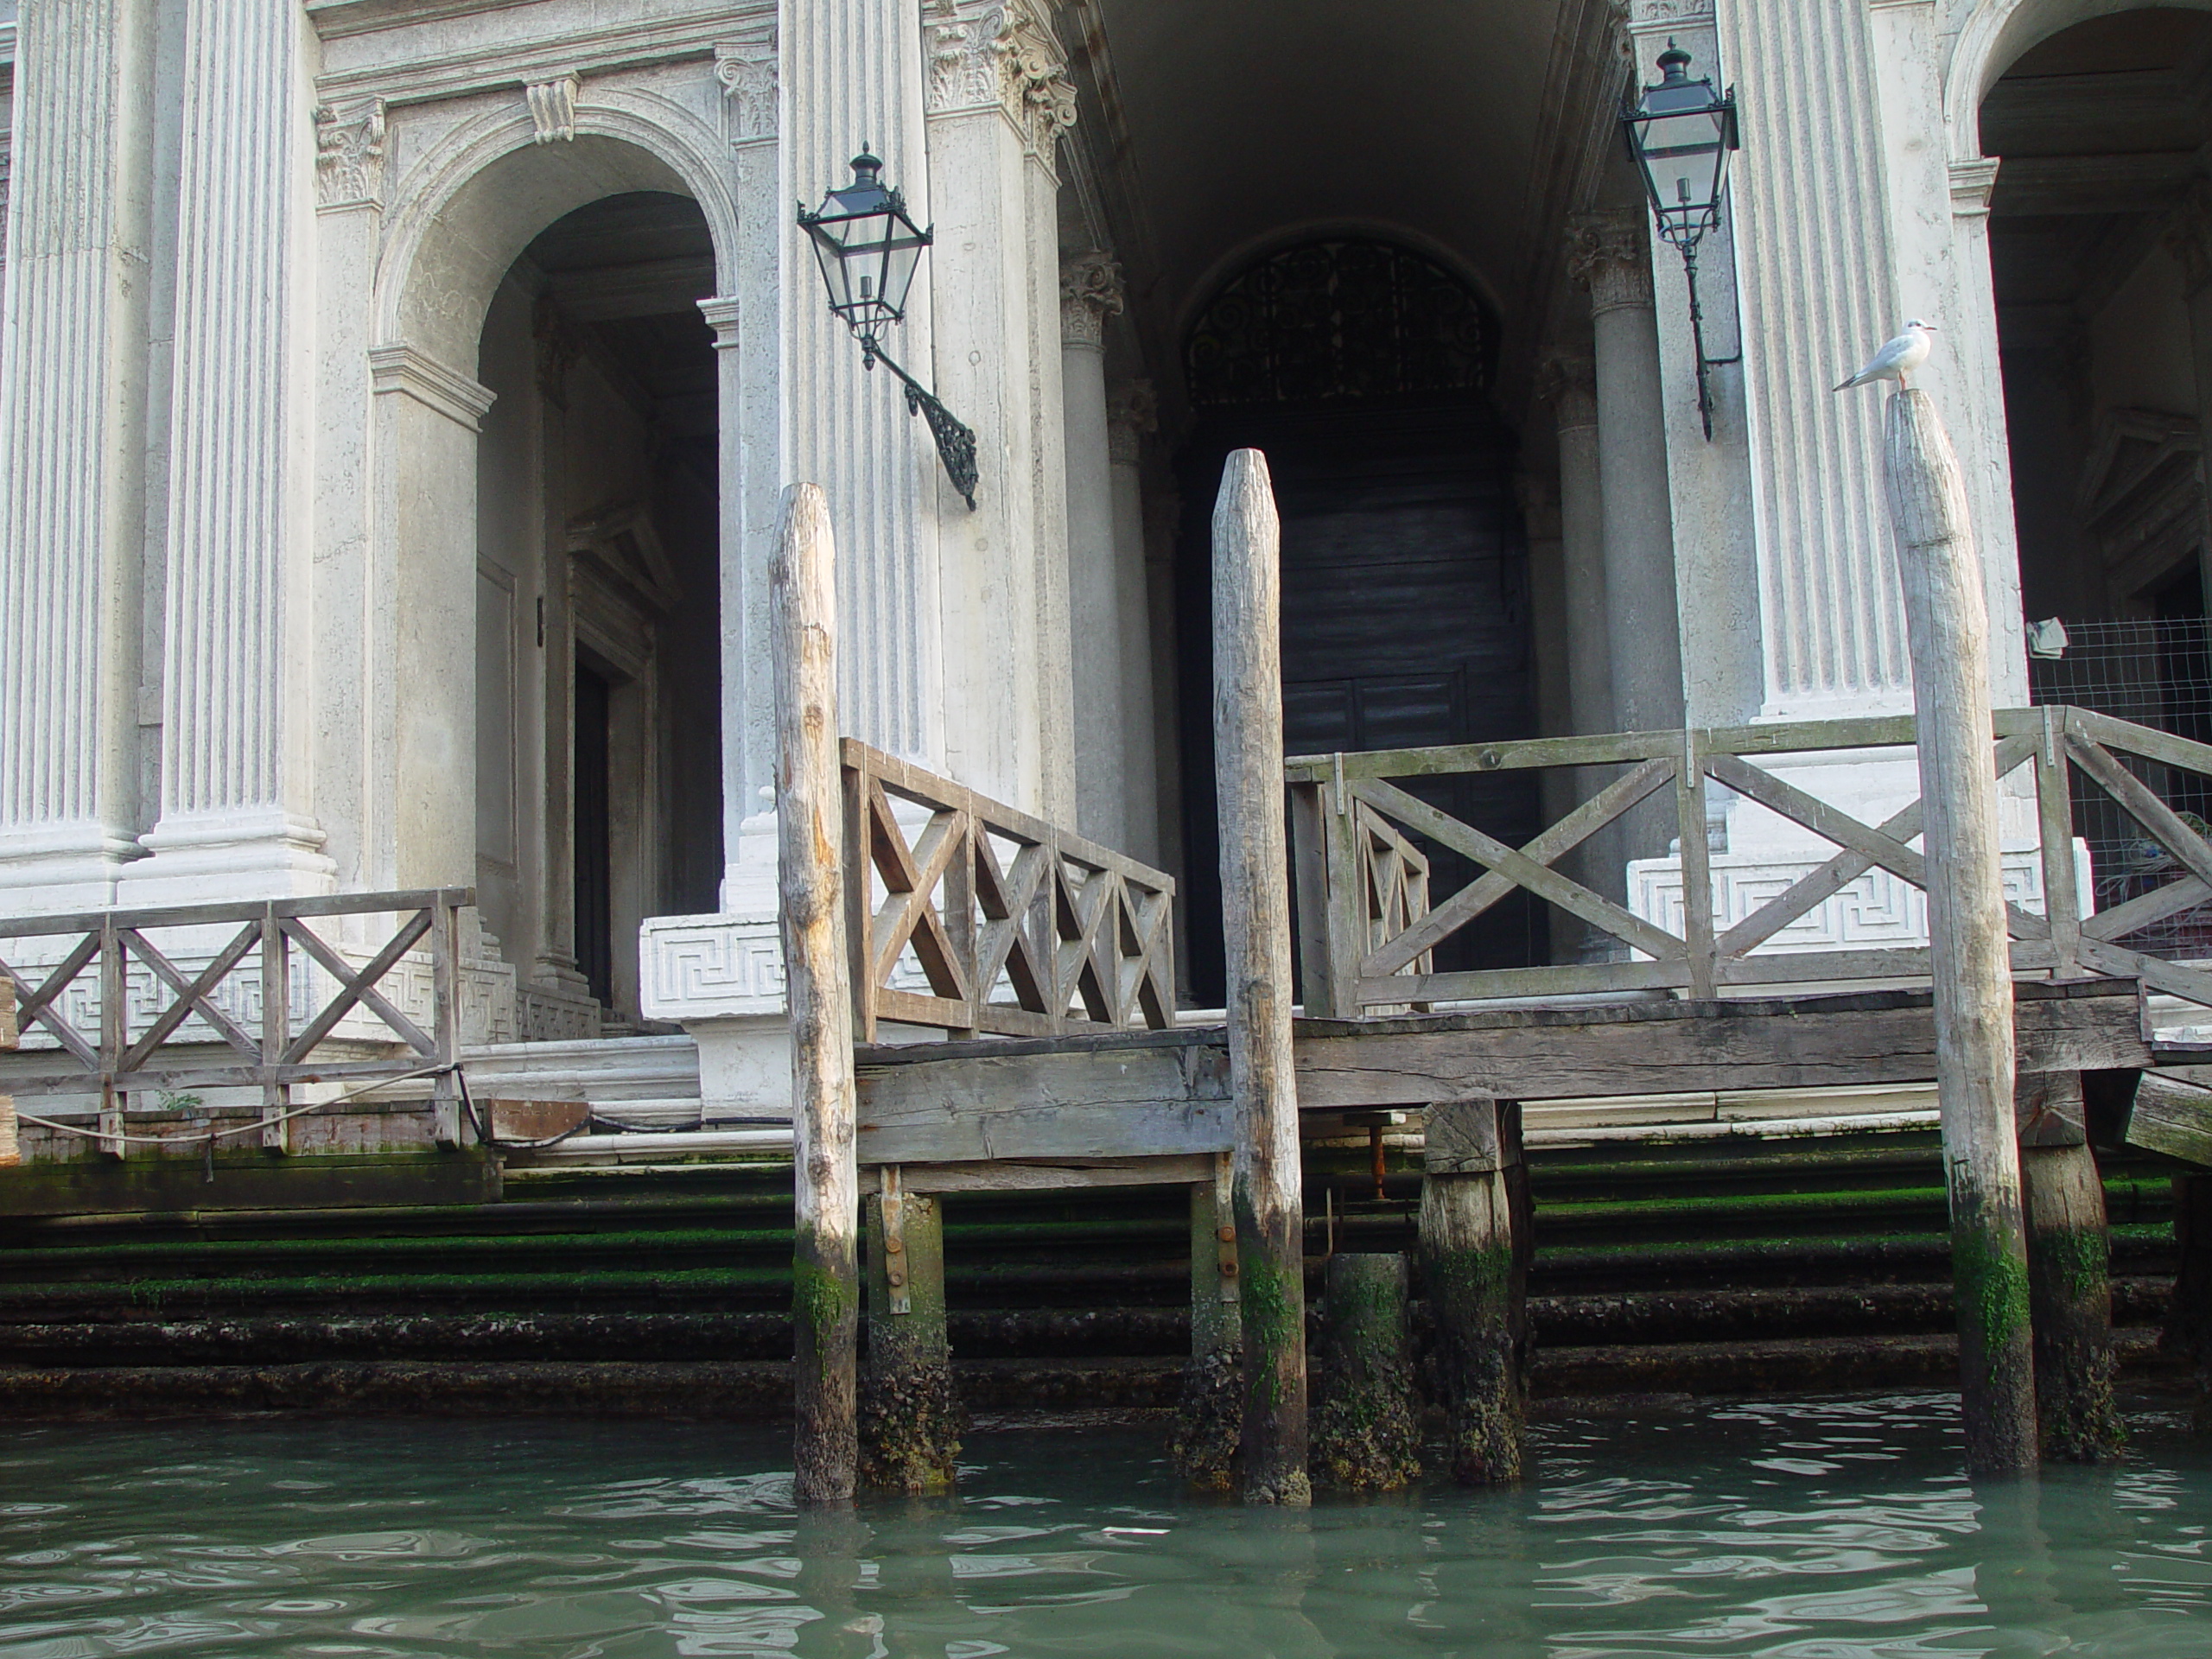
[1311,1253,1421,1490]
[1421,1096,1525,1483]
[859,1173,960,1494]
[1885,387,2037,1474]
[2018,1075,2123,1462]
[1,976,15,1168]
[1170,1156,1243,1489]
[1213,448,1308,1506]
[775,482,860,1507]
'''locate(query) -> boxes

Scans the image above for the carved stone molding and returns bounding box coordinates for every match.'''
[697,296,741,350]
[1948,157,2000,219]
[369,343,498,431]
[714,35,777,147]
[925,0,1077,168]
[1535,352,1599,429]
[1060,249,1125,346]
[0,140,10,266]
[1629,0,1713,24]
[1106,378,1157,465]
[526,74,581,144]
[1567,212,1653,313]
[314,98,386,210]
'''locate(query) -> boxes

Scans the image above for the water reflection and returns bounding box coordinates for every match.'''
[0,1393,2209,1657]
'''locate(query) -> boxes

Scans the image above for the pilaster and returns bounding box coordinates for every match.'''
[1714,0,1911,718]
[920,0,1076,819]
[0,0,156,909]
[781,0,944,771]
[1063,249,1126,845]
[1535,353,1611,739]
[127,0,333,904]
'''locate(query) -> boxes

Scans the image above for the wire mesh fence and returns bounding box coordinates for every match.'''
[2031,616,2212,955]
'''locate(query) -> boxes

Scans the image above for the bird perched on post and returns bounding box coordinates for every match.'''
[1835,321,1936,391]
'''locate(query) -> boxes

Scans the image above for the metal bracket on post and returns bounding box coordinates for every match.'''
[882,1165,912,1315]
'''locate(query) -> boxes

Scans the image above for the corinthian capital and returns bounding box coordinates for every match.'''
[926,0,1077,168]
[1061,250,1125,346]
[1567,211,1653,314]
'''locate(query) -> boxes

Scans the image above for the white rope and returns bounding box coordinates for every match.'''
[7,1062,455,1147]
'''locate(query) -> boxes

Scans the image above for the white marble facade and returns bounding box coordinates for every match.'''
[0,0,2171,1096]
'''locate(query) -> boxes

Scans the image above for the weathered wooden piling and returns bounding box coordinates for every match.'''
[1170,1159,1243,1487]
[1421,1096,1526,1482]
[773,481,861,1506]
[1212,448,1310,1505]
[859,1174,963,1493]
[1311,1253,1421,1490]
[2018,1074,2122,1461]
[1882,389,2037,1475]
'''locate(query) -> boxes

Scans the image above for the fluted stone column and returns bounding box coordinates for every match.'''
[0,0,156,908]
[127,0,333,902]
[1064,251,1126,847]
[1570,214,1684,742]
[784,0,943,772]
[1109,380,1160,865]
[921,0,1077,820]
[1712,0,1911,719]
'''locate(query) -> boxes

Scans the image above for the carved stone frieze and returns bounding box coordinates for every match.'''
[1628,0,1713,26]
[1567,211,1653,313]
[1106,378,1157,465]
[1060,250,1125,346]
[714,35,778,147]
[527,74,581,144]
[314,99,386,209]
[925,0,1077,167]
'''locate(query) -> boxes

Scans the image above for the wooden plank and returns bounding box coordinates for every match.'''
[2069,706,2212,783]
[2123,1070,2212,1167]
[2033,709,2082,975]
[857,1043,1232,1163]
[0,975,16,1051]
[0,887,475,943]
[2066,733,2212,894]
[859,1154,1219,1193]
[1677,731,1718,999]
[2080,875,2210,944]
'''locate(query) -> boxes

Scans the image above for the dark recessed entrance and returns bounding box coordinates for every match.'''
[1174,239,1541,1005]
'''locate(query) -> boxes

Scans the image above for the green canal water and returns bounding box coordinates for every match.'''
[4,1393,2211,1656]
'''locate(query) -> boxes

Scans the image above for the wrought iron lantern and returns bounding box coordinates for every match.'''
[1622,41,1742,439]
[799,149,979,509]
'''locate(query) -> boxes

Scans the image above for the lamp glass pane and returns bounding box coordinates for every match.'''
[1640,106,1726,214]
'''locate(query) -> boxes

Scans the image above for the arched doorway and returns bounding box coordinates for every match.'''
[1985,7,2212,923]
[1173,238,1540,1003]
[474,191,723,1035]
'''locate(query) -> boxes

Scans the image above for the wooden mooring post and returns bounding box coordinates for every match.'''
[860,1172,962,1493]
[1311,1253,1421,1491]
[1170,1158,1243,1488]
[1213,448,1310,1505]
[2017,1073,2123,1461]
[1884,388,2037,1474]
[1421,1096,1527,1482]
[774,482,861,1505]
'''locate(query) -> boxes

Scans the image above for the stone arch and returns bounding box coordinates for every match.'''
[1173,219,1504,355]
[1948,0,2212,161]
[374,89,740,369]
[362,90,741,899]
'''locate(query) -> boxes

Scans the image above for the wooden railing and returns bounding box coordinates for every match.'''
[842,740,1176,1040]
[0,889,473,1152]
[1287,706,2212,1015]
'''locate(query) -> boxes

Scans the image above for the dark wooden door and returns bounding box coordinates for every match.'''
[1176,399,1541,1005]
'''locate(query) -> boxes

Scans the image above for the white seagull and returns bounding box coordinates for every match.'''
[1835,320,1936,391]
